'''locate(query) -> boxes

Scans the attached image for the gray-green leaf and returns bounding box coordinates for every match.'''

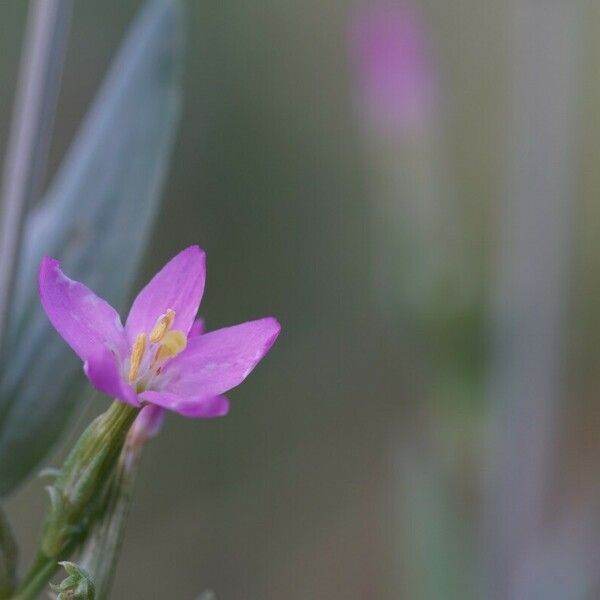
[0,0,183,496]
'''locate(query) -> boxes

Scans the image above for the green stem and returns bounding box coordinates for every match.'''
[13,400,138,599]
[11,539,77,600]
[11,552,57,600]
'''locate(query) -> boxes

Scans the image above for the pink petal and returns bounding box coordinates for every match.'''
[188,318,205,338]
[83,348,139,406]
[139,390,230,418]
[130,404,165,440]
[161,317,281,397]
[125,246,206,342]
[38,257,128,363]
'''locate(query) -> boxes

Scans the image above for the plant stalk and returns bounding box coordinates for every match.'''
[0,0,72,351]
[12,401,138,599]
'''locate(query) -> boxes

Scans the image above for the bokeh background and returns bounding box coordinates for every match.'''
[2,0,600,598]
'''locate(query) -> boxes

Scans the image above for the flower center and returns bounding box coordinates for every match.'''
[126,309,187,392]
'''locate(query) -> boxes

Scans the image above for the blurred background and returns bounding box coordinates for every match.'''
[2,0,600,598]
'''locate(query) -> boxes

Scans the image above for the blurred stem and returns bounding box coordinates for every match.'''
[11,545,77,600]
[484,1,583,597]
[0,0,72,351]
[11,555,55,600]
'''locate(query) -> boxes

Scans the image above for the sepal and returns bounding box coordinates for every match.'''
[50,561,95,599]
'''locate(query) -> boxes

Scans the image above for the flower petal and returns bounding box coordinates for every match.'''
[130,404,165,440]
[83,348,139,406]
[161,317,281,397]
[125,246,205,342]
[139,390,229,418]
[188,318,205,338]
[38,257,127,362]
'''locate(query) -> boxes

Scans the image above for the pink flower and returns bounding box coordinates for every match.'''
[349,2,436,133]
[38,246,280,422]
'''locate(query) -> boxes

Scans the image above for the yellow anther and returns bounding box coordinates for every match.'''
[154,330,187,364]
[149,309,176,343]
[128,333,147,382]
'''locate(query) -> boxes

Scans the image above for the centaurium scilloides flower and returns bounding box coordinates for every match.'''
[349,2,436,134]
[38,246,280,424]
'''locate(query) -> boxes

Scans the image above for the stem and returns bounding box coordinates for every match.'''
[12,539,77,600]
[484,2,582,597]
[11,553,58,600]
[13,401,138,598]
[0,0,72,351]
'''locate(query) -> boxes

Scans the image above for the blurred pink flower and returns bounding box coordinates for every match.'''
[39,246,280,424]
[349,2,436,133]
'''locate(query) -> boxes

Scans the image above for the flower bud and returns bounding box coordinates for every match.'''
[41,400,138,557]
[50,561,95,599]
[129,404,165,445]
[349,2,436,135]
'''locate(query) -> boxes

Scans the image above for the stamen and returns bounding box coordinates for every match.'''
[149,309,176,343]
[128,333,147,382]
[154,330,187,364]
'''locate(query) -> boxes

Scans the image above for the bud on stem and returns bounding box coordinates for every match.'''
[41,401,138,557]
[13,400,138,600]
[51,561,95,599]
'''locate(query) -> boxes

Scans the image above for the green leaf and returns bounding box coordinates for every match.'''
[0,0,183,497]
